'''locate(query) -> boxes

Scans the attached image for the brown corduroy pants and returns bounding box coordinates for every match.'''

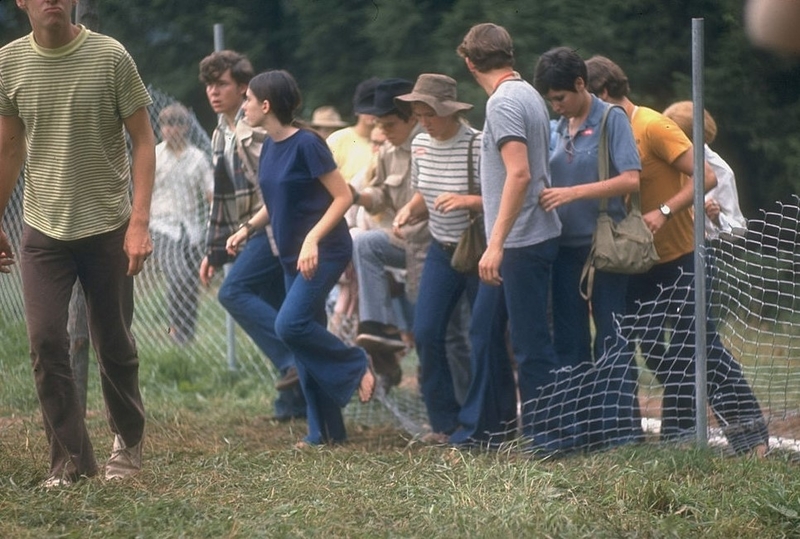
[19,223,145,480]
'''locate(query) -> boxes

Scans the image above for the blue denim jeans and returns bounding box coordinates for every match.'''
[277,253,369,445]
[449,281,515,446]
[352,229,406,326]
[552,244,628,366]
[627,252,767,453]
[217,232,305,419]
[446,294,472,406]
[450,239,562,446]
[413,240,479,434]
[501,239,564,442]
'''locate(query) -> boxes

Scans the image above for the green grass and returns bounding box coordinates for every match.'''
[2,320,800,537]
[1,404,799,538]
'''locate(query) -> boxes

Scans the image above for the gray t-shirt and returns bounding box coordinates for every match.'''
[480,79,561,248]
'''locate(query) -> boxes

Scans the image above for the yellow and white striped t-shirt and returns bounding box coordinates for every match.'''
[0,26,152,240]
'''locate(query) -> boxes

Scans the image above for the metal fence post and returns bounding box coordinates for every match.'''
[692,18,709,447]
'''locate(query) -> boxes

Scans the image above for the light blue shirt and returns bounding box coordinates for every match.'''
[550,95,641,247]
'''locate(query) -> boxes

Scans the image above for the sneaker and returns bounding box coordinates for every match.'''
[105,434,142,480]
[275,366,300,391]
[41,476,73,489]
[355,321,407,354]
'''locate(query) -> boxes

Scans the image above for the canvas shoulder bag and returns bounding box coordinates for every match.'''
[451,132,486,273]
[579,106,660,300]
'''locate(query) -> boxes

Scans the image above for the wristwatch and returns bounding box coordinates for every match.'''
[659,203,672,219]
[239,221,254,237]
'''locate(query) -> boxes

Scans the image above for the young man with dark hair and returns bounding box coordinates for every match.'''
[350,78,423,353]
[198,50,305,421]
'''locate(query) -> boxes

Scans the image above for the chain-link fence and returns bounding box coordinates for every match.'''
[1,86,798,453]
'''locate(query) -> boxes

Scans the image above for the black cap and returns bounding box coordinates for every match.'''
[353,77,380,115]
[361,78,414,117]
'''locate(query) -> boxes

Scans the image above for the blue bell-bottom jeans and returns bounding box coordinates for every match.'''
[413,240,479,434]
[276,253,369,445]
[218,232,305,418]
[451,238,561,446]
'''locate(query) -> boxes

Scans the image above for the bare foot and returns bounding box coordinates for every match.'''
[420,432,449,445]
[749,443,768,458]
[359,357,376,403]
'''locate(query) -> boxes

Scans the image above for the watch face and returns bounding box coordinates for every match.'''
[660,204,671,217]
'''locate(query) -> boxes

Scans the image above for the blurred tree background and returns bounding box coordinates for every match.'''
[1,0,798,215]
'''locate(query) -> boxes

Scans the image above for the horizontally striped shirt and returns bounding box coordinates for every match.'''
[411,124,481,244]
[0,26,152,240]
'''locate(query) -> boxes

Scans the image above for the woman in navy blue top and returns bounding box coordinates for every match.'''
[227,70,375,447]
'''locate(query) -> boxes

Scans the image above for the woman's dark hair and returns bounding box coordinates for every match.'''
[248,70,302,126]
[533,47,587,95]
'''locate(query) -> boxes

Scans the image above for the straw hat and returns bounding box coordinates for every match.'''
[662,101,717,145]
[310,106,348,128]
[395,74,473,117]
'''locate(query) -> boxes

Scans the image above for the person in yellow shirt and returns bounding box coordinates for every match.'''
[326,78,380,186]
[586,56,768,456]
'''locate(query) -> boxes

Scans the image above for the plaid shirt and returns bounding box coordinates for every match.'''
[204,112,269,267]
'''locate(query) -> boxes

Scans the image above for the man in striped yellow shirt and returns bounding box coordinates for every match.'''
[0,0,155,488]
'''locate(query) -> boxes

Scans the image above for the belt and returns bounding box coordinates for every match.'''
[435,239,458,255]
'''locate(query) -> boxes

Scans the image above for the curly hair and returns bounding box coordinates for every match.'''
[199,50,254,86]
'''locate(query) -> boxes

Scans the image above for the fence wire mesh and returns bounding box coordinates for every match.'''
[1,86,798,454]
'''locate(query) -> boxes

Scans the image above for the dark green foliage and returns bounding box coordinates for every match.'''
[1,0,798,212]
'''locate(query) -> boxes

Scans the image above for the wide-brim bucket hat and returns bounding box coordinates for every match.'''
[395,73,473,117]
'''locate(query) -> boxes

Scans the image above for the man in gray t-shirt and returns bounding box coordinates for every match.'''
[449,23,565,449]
[480,77,561,249]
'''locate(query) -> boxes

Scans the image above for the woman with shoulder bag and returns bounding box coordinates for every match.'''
[393,74,483,441]
[533,47,643,448]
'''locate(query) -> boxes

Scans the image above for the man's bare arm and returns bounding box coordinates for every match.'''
[643,147,717,234]
[479,140,531,285]
[122,107,156,276]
